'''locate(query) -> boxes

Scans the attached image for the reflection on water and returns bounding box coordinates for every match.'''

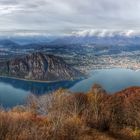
[0,77,81,108]
[2,68,140,108]
[0,83,28,108]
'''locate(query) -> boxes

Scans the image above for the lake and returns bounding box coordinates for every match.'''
[0,77,80,108]
[1,68,140,108]
[71,68,140,93]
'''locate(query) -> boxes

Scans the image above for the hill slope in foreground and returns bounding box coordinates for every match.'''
[0,52,83,81]
[1,85,140,140]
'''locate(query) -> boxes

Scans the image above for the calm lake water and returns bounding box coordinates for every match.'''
[0,78,80,108]
[1,68,140,108]
[71,68,140,93]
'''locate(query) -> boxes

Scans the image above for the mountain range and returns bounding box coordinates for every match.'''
[1,34,140,47]
[51,35,140,46]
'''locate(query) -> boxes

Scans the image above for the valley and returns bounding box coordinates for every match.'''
[0,38,140,74]
[1,36,140,108]
[2,0,140,139]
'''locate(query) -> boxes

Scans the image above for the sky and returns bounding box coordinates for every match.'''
[0,0,140,35]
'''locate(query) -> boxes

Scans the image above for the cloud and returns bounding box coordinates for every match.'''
[0,0,140,34]
[72,29,140,37]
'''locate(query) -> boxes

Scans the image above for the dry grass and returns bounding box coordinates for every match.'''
[0,85,140,140]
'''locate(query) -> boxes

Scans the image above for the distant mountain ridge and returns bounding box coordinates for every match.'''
[51,35,140,46]
[0,39,19,47]
[2,34,140,46]
[1,35,140,47]
[0,52,83,81]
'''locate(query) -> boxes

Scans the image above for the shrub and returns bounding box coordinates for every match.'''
[1,85,140,140]
[85,84,110,131]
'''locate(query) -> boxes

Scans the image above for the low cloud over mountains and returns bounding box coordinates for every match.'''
[72,29,140,37]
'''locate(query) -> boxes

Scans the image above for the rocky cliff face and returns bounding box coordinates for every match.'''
[0,52,83,81]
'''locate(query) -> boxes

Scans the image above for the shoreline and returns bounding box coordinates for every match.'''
[0,75,81,83]
[85,66,140,73]
[0,67,138,83]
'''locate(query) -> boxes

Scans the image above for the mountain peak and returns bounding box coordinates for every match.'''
[0,52,84,81]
